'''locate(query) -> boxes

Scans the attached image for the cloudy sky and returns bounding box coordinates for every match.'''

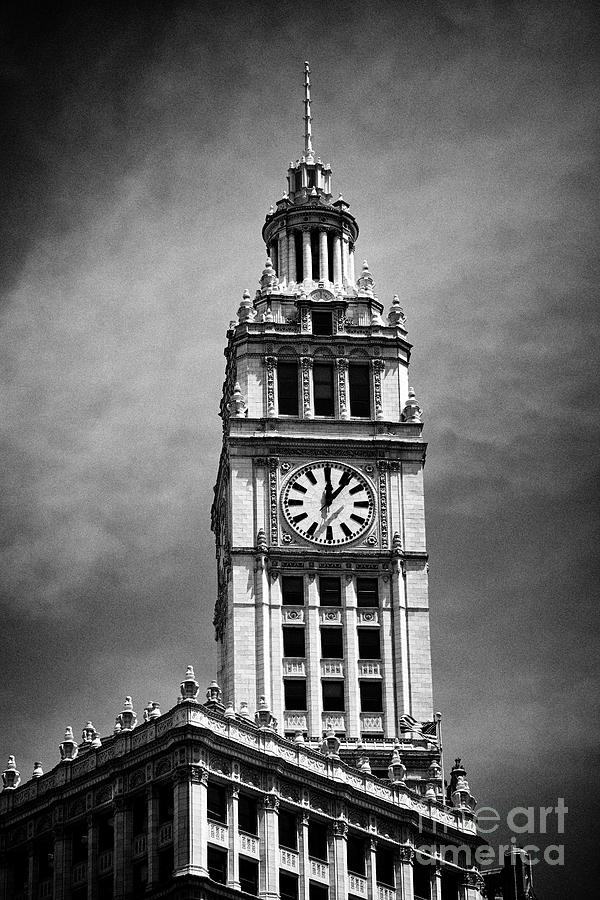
[1,1,598,896]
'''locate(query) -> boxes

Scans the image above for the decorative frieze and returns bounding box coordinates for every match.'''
[377,460,389,548]
[300,356,313,417]
[372,358,384,420]
[336,356,349,418]
[269,457,279,545]
[264,355,277,417]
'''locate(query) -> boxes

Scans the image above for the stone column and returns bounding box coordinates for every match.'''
[367,839,378,900]
[278,234,288,284]
[87,813,98,900]
[260,795,279,900]
[288,231,297,283]
[336,357,349,421]
[302,229,312,283]
[343,575,360,739]
[380,577,396,739]
[300,357,314,420]
[319,230,328,281]
[391,556,410,736]
[430,862,443,900]
[227,787,240,889]
[52,826,68,900]
[306,574,321,740]
[264,355,278,418]
[173,766,208,877]
[333,234,342,286]
[332,821,348,898]
[342,235,350,285]
[25,843,34,900]
[349,246,356,285]
[300,812,310,900]
[397,846,415,900]
[113,797,130,900]
[147,785,159,889]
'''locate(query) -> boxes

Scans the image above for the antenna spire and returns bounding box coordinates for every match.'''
[303,61,314,160]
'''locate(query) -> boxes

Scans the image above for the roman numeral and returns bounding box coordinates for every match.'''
[306,470,317,485]
[288,499,304,506]
[326,526,333,542]
[354,500,369,508]
[350,514,365,525]
[292,483,307,494]
[306,521,318,537]
[349,484,364,495]
[340,523,352,538]
[292,513,308,524]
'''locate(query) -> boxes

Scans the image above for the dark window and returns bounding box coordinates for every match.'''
[71,825,88,864]
[133,860,148,892]
[309,883,329,900]
[312,310,333,335]
[98,876,114,899]
[356,577,379,607]
[320,627,343,658]
[239,857,259,895]
[307,169,316,189]
[376,845,395,886]
[441,869,460,900]
[347,835,366,875]
[294,172,302,193]
[279,809,298,849]
[207,783,227,824]
[283,627,305,657]
[98,815,114,853]
[207,846,227,884]
[349,364,371,417]
[284,679,307,710]
[307,821,328,860]
[158,783,174,824]
[280,871,299,900]
[413,860,432,899]
[360,681,383,712]
[322,681,345,711]
[158,846,174,884]
[358,628,381,659]
[277,362,299,416]
[239,794,258,835]
[319,576,341,606]
[313,362,334,416]
[282,576,304,606]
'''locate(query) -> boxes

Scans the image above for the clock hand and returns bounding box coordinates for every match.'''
[329,471,351,503]
[323,466,333,508]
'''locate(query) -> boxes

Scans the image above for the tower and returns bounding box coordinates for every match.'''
[212,62,434,766]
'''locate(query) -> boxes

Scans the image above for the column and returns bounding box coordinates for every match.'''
[333,234,342,286]
[349,246,356,285]
[25,844,34,900]
[367,839,378,900]
[173,766,208,877]
[87,813,98,900]
[391,557,410,732]
[319,230,328,281]
[278,234,288,283]
[302,229,312,283]
[397,847,415,900]
[270,241,278,274]
[300,357,314,419]
[264,355,278,418]
[306,574,321,740]
[430,862,442,900]
[288,231,297,283]
[380,578,396,739]
[343,576,360,739]
[300,813,310,900]
[332,821,348,898]
[147,785,159,889]
[261,795,279,900]
[52,826,68,900]
[462,871,484,900]
[342,235,350,285]
[113,797,130,900]
[336,357,349,420]
[228,787,240,889]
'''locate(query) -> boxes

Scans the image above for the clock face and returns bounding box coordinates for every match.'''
[281,461,375,545]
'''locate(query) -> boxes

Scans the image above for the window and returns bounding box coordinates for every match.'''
[308,820,328,860]
[279,809,298,849]
[283,627,306,657]
[239,857,259,895]
[282,576,304,606]
[413,859,432,899]
[207,846,227,884]
[376,845,395,887]
[347,835,366,875]
[98,815,114,853]
[157,783,173,824]
[360,681,383,712]
[349,363,371,417]
[133,861,148,892]
[277,362,299,416]
[320,627,343,658]
[158,846,174,884]
[322,681,344,711]
[356,577,379,607]
[319,576,341,606]
[307,169,316,189]
[312,310,333,335]
[280,872,299,900]
[131,795,147,836]
[207,783,227,824]
[313,362,334,416]
[239,794,258,835]
[309,883,328,900]
[284,679,307,710]
[358,628,380,659]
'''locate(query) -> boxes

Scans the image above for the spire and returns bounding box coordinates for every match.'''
[303,61,314,161]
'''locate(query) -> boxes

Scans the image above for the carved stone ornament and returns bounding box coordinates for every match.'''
[401,387,423,423]
[300,357,313,417]
[180,666,200,701]
[263,793,280,810]
[398,845,415,864]
[336,357,349,418]
[269,458,279,544]
[2,755,21,790]
[230,381,247,418]
[264,356,277,417]
[59,726,79,762]
[378,464,389,548]
[372,359,384,420]
[333,820,348,837]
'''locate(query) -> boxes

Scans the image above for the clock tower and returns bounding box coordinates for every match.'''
[212,63,433,764]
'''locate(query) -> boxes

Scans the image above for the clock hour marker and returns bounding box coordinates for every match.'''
[354,500,369,508]
[306,521,318,538]
[288,499,304,506]
[350,514,365,525]
[306,470,317,485]
[292,512,308,524]
[349,484,364,495]
[292,483,307,494]
[340,523,352,538]
[326,526,333,542]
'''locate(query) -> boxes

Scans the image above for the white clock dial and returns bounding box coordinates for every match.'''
[281,461,375,545]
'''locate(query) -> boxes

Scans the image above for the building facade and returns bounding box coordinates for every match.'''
[0,64,532,900]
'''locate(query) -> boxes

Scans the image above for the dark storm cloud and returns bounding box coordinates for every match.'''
[1,2,598,896]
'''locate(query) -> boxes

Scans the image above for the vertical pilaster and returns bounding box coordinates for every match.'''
[300,813,310,900]
[332,821,348,898]
[173,766,208,877]
[306,574,321,740]
[147,785,159,890]
[25,844,34,900]
[113,796,130,900]
[349,246,356,284]
[336,357,349,420]
[228,787,240,889]
[392,557,410,724]
[255,550,272,716]
[288,231,297,283]
[372,359,385,420]
[380,577,396,739]
[264,356,278,418]
[397,847,415,900]
[343,576,360,739]
[302,229,312,283]
[367,839,378,900]
[333,234,342,286]
[300,357,314,419]
[278,234,288,283]
[430,862,442,900]
[87,813,98,900]
[342,234,349,285]
[52,826,68,900]
[261,795,279,900]
[319,230,328,281]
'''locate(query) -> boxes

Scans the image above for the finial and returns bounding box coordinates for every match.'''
[229,381,247,418]
[115,697,137,732]
[81,721,101,748]
[2,755,21,790]
[255,695,278,729]
[59,726,78,762]
[180,665,200,701]
[388,294,406,328]
[205,679,224,709]
[388,741,407,784]
[256,528,268,552]
[401,387,423,424]
[303,61,314,160]
[32,761,44,778]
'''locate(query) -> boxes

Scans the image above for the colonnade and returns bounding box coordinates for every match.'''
[268,228,355,287]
